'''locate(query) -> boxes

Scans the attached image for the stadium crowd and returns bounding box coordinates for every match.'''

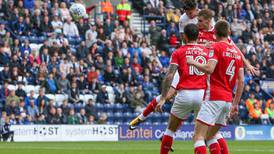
[0,0,273,126]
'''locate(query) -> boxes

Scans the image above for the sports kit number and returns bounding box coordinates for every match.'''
[187,56,206,76]
[226,60,235,81]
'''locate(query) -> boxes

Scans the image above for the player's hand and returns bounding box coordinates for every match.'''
[155,99,165,113]
[186,57,195,65]
[246,64,259,76]
[229,104,238,118]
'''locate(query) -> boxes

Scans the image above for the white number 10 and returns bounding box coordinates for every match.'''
[186,56,206,76]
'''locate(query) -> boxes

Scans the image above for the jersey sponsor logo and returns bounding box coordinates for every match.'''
[209,50,214,58]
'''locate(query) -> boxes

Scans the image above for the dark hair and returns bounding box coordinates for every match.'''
[214,20,230,37]
[184,24,199,41]
[183,0,197,10]
[198,9,213,20]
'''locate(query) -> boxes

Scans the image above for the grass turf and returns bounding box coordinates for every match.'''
[0,141,273,154]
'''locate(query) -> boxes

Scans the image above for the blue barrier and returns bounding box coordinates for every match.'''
[118,125,235,141]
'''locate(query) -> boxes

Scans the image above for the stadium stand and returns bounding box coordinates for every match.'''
[0,0,273,127]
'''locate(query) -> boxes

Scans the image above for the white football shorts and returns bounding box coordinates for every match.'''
[196,101,232,126]
[171,89,205,120]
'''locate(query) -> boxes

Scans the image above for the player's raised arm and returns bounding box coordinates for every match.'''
[230,68,245,117]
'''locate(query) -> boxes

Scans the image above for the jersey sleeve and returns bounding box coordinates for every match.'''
[208,44,219,62]
[171,71,179,88]
[170,51,179,66]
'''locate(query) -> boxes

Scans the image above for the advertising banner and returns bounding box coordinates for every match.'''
[11,125,118,142]
[119,125,235,141]
[235,125,274,140]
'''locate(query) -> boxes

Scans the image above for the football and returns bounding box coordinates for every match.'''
[69,3,87,18]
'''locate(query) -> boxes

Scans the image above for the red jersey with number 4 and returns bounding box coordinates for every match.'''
[170,44,208,90]
[208,41,244,102]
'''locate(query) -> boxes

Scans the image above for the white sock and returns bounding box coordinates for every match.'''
[194,140,206,148]
[207,138,218,146]
[215,133,223,140]
[156,95,161,103]
[164,129,175,137]
[139,113,146,121]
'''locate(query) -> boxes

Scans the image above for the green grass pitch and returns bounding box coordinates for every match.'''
[0,141,273,154]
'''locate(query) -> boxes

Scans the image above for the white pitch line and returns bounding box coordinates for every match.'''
[0,146,274,152]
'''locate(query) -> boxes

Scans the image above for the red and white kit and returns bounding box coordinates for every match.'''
[197,41,244,126]
[169,44,208,120]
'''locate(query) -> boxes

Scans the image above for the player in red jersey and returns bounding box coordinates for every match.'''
[187,20,245,154]
[155,24,208,154]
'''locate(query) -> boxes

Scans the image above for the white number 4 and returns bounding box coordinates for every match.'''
[226,60,235,81]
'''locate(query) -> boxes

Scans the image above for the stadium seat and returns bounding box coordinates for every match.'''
[23,85,35,94]
[106,86,114,94]
[29,36,38,44]
[84,94,94,103]
[55,94,68,106]
[114,103,123,112]
[46,94,55,101]
[94,103,104,112]
[7,85,17,91]
[108,93,115,104]
[38,36,46,43]
[34,86,40,93]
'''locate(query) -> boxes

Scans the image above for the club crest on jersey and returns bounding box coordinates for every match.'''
[209,50,214,57]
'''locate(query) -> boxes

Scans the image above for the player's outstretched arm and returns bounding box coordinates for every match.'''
[239,51,259,76]
[156,64,178,112]
[187,58,217,74]
[230,68,245,117]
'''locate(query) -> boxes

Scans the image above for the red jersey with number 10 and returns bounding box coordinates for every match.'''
[208,41,244,102]
[170,44,209,90]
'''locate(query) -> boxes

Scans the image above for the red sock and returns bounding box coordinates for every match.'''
[160,135,173,154]
[217,138,229,154]
[209,143,221,154]
[142,98,157,117]
[195,146,207,154]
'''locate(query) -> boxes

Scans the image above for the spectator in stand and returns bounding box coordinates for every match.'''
[63,16,79,38]
[57,73,70,93]
[78,108,87,124]
[149,20,161,46]
[67,109,79,124]
[85,98,96,118]
[6,90,19,106]
[5,100,19,116]
[68,82,83,110]
[15,82,26,99]
[36,88,49,108]
[157,29,169,52]
[250,102,263,124]
[116,0,131,24]
[46,107,60,124]
[96,85,110,104]
[97,112,107,124]
[56,107,67,124]
[27,99,39,120]
[46,73,58,94]
[114,83,127,104]
[265,102,274,124]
